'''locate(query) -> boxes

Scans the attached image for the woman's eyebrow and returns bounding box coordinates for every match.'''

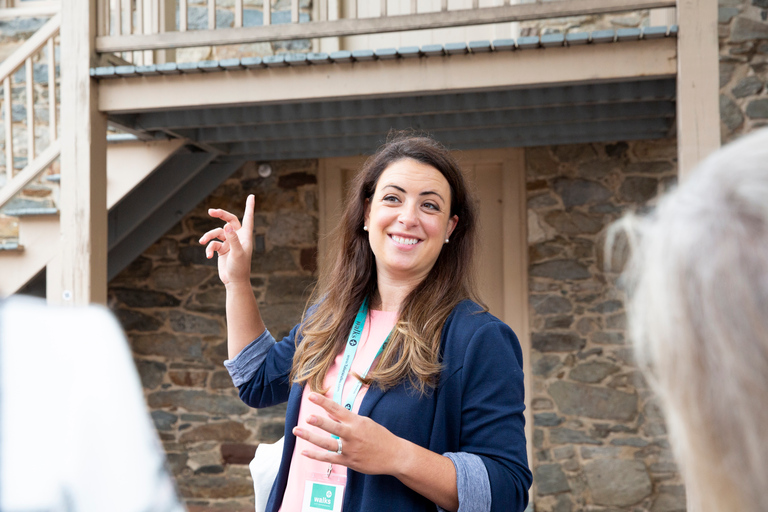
[383,184,445,202]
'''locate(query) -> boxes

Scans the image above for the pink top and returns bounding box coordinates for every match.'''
[279,309,398,512]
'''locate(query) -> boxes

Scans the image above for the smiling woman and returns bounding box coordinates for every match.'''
[199,134,531,512]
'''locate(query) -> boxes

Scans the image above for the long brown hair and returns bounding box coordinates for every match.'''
[291,134,481,394]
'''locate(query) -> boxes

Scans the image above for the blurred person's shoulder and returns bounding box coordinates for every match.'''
[2,295,123,340]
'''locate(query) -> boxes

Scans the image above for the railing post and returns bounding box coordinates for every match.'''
[4,77,13,176]
[157,0,176,63]
[57,0,108,305]
[47,37,57,143]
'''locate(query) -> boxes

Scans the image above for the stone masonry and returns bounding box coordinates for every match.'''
[718,0,768,142]
[526,139,684,512]
[107,159,318,511]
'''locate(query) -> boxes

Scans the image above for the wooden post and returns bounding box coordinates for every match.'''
[676,0,720,179]
[47,37,57,143]
[3,77,12,176]
[56,0,108,305]
[25,57,35,161]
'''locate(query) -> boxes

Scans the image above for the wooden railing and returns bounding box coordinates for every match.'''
[0,14,61,210]
[94,0,676,54]
[0,0,59,20]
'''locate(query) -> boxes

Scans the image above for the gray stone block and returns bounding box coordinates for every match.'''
[532,354,562,376]
[732,75,763,97]
[584,459,652,506]
[531,259,591,280]
[132,332,204,360]
[721,94,745,132]
[169,310,221,335]
[718,7,740,24]
[151,410,179,431]
[136,360,167,389]
[746,98,768,118]
[550,427,601,445]
[730,16,768,42]
[532,332,586,352]
[549,381,638,420]
[112,288,181,307]
[535,464,570,495]
[553,178,611,208]
[569,361,620,383]
[619,176,658,203]
[148,390,250,415]
[531,294,573,315]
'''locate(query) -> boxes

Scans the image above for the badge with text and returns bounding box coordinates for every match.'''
[301,473,345,512]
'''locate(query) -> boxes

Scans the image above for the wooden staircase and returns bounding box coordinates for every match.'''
[0,13,243,296]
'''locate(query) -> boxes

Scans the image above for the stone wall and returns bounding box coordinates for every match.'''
[519,10,650,37]
[526,139,685,512]
[718,0,768,142]
[108,159,318,511]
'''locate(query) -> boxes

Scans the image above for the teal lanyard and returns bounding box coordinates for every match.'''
[332,298,393,412]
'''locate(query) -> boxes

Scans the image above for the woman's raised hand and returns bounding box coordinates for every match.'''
[199,195,256,286]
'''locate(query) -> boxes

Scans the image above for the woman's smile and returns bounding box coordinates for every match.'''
[389,233,421,246]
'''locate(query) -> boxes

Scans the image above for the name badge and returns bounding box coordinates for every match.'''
[301,473,345,512]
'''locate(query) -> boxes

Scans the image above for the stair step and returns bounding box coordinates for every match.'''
[3,207,58,217]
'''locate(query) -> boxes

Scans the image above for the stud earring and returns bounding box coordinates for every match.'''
[445,238,449,243]
[363,226,368,231]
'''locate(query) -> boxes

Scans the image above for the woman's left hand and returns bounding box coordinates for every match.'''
[292,392,403,476]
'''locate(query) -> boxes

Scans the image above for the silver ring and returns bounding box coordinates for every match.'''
[336,437,343,455]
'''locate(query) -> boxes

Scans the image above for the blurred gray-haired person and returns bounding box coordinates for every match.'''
[617,128,768,512]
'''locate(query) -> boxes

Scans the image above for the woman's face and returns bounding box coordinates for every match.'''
[364,158,458,286]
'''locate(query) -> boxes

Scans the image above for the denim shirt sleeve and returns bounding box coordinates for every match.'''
[222,329,276,387]
[436,452,492,512]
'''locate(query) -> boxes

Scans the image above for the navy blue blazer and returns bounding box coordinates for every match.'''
[238,300,531,512]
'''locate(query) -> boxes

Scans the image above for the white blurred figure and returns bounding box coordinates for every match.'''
[617,128,768,512]
[0,295,185,512]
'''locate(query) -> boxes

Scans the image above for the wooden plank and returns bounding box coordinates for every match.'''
[208,0,216,30]
[99,38,677,112]
[48,38,57,143]
[97,0,108,36]
[411,0,417,14]
[127,0,133,35]
[234,0,242,28]
[292,0,299,23]
[0,15,60,82]
[0,3,60,19]
[3,78,12,176]
[348,0,355,19]
[180,0,187,31]
[677,0,719,179]
[441,0,448,11]
[115,0,122,35]
[0,140,61,209]
[264,0,271,26]
[319,0,328,21]
[58,0,109,305]
[25,58,35,161]
[381,0,387,17]
[95,0,676,51]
